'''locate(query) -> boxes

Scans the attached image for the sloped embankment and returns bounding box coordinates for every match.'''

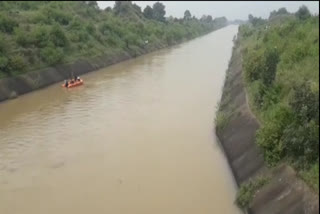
[216,39,319,214]
[0,46,147,102]
[0,42,170,103]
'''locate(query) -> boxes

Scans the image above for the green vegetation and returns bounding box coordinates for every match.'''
[215,110,231,133]
[300,163,319,194]
[0,1,228,78]
[239,6,319,191]
[236,176,270,209]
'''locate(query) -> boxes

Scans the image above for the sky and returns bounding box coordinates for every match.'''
[97,1,319,20]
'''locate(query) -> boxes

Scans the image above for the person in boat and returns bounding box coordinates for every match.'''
[64,80,68,87]
[77,76,80,81]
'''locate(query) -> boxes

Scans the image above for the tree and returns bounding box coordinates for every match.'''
[132,3,141,14]
[184,10,191,20]
[296,5,311,20]
[206,15,213,22]
[113,1,132,15]
[143,5,153,19]
[248,14,254,22]
[269,7,289,19]
[104,6,112,12]
[278,7,288,15]
[289,82,319,122]
[213,17,228,27]
[248,14,266,26]
[152,2,166,22]
[86,1,99,9]
[200,15,207,22]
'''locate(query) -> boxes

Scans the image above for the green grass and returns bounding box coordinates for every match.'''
[300,163,319,194]
[215,110,231,133]
[235,176,270,209]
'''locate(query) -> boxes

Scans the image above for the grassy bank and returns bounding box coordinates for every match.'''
[0,1,227,78]
[238,6,319,192]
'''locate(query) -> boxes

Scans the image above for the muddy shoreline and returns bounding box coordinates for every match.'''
[216,35,319,214]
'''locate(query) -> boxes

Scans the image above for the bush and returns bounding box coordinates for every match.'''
[85,24,96,35]
[40,43,64,65]
[0,33,6,52]
[244,47,279,87]
[15,28,31,47]
[69,17,83,31]
[50,24,68,47]
[256,105,294,165]
[31,25,50,48]
[0,14,18,33]
[249,80,266,109]
[261,47,279,86]
[215,111,231,133]
[283,120,319,167]
[244,50,265,82]
[0,55,9,74]
[7,55,26,74]
[236,177,270,209]
[301,163,319,193]
[262,85,281,110]
[0,54,26,76]
[289,82,319,122]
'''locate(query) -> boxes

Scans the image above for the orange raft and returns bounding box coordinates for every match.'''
[62,79,84,88]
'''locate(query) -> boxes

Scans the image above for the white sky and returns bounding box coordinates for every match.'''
[97,1,319,20]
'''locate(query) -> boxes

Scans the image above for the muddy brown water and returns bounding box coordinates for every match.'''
[0,25,241,214]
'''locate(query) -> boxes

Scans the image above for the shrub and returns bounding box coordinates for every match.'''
[0,14,18,34]
[262,85,281,110]
[0,54,26,76]
[0,33,6,52]
[244,50,265,82]
[15,28,31,47]
[236,177,270,209]
[50,24,68,47]
[85,24,96,35]
[261,47,279,86]
[40,43,64,65]
[289,82,319,122]
[301,163,319,193]
[69,17,83,31]
[256,105,294,165]
[215,111,231,133]
[0,55,9,74]
[31,25,50,48]
[7,55,26,74]
[249,80,266,109]
[283,120,319,167]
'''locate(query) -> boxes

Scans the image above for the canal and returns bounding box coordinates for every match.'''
[0,25,241,214]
